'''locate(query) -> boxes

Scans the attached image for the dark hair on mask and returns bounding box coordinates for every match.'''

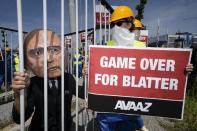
[23,28,55,69]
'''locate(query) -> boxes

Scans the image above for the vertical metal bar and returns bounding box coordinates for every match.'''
[68,0,75,75]
[4,31,7,102]
[75,0,79,131]
[108,12,111,41]
[167,35,169,48]
[93,1,96,129]
[16,0,25,130]
[104,6,106,44]
[84,0,88,100]
[93,0,96,45]
[61,0,65,130]
[69,0,76,32]
[10,32,13,80]
[84,0,88,130]
[79,0,82,31]
[43,0,48,130]
[99,1,102,45]
[10,33,14,101]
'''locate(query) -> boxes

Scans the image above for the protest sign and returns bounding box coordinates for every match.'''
[88,45,192,119]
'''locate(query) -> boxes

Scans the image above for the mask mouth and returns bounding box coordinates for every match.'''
[48,66,60,71]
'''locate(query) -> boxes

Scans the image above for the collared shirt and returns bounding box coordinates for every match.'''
[12,73,85,131]
[48,79,58,89]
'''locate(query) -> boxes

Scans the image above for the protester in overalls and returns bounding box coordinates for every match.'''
[14,52,20,72]
[0,48,12,90]
[6,48,12,89]
[96,5,149,131]
[133,19,144,41]
[73,49,83,78]
[96,6,193,131]
[0,53,4,90]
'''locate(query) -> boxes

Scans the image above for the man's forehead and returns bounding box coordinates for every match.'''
[28,43,60,48]
[31,30,58,40]
[28,30,60,46]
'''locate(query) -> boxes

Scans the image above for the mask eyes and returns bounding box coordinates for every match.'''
[35,48,44,56]
[29,46,61,57]
[48,46,61,54]
[29,48,44,57]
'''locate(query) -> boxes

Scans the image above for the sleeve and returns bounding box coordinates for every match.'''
[12,83,35,124]
[69,74,85,99]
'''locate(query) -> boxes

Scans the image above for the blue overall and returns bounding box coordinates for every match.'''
[73,53,83,78]
[97,113,144,131]
[96,38,146,131]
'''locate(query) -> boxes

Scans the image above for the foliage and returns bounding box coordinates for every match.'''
[135,0,147,21]
[164,78,197,131]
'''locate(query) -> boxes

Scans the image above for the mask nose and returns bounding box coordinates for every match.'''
[47,53,53,63]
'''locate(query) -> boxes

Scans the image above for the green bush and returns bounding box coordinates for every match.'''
[165,78,197,131]
[168,97,197,131]
[188,77,197,98]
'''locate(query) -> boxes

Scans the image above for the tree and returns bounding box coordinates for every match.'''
[135,0,147,21]
[1,30,8,46]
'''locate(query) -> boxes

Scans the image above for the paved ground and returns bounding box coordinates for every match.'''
[0,100,172,131]
[0,102,13,123]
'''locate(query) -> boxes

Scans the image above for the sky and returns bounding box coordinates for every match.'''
[0,0,197,48]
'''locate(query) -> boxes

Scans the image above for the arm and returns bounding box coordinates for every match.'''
[12,72,34,123]
[12,72,30,112]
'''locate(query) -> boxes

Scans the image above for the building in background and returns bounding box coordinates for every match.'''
[149,32,197,48]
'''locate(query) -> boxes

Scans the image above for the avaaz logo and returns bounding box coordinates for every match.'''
[114,100,152,112]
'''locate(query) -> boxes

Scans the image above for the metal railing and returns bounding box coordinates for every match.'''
[1,0,113,131]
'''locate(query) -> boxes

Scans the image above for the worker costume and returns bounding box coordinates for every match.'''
[97,24,146,131]
[73,53,83,78]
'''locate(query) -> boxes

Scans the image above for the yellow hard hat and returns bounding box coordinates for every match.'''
[6,47,11,52]
[110,6,135,23]
[134,19,143,28]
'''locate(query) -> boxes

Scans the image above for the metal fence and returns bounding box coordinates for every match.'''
[13,0,111,131]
